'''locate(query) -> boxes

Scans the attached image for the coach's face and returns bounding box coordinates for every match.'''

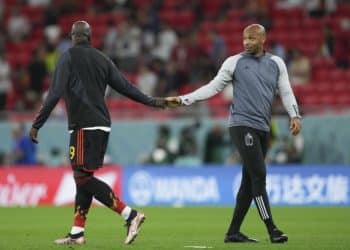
[243,25,266,55]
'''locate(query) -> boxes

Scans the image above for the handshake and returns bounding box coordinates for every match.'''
[154,96,182,109]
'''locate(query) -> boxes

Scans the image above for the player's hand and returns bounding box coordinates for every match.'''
[29,127,39,144]
[289,117,301,136]
[165,96,182,108]
[154,97,167,109]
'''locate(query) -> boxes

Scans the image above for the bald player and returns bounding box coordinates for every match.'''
[165,24,301,243]
[30,21,166,245]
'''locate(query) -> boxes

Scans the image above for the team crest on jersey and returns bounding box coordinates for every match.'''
[245,133,253,146]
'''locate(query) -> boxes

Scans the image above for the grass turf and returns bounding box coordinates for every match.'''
[0,206,349,250]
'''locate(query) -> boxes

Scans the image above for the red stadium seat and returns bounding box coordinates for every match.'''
[133,0,153,8]
[329,69,347,81]
[162,0,182,9]
[6,52,31,67]
[314,82,332,93]
[201,0,222,17]
[226,9,244,20]
[335,94,350,105]
[318,94,336,105]
[159,10,194,30]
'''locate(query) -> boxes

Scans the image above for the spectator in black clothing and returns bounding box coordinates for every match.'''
[29,21,166,246]
[147,124,177,164]
[28,48,47,95]
[204,124,228,164]
[175,120,202,166]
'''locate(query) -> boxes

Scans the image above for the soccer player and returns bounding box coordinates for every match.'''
[29,21,166,245]
[165,24,301,243]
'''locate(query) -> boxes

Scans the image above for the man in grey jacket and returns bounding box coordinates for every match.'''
[165,24,301,243]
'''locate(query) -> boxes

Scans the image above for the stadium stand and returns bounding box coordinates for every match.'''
[0,0,349,118]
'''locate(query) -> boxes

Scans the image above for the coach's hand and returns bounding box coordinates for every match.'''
[165,96,182,108]
[289,117,301,136]
[29,127,39,144]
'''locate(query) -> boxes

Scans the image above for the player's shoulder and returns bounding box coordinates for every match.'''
[268,53,285,65]
[56,49,71,66]
[93,48,114,65]
[267,53,287,70]
[226,53,244,62]
[221,54,244,68]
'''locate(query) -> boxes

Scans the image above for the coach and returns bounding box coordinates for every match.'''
[165,24,301,243]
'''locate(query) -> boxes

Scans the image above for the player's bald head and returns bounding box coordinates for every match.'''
[242,24,266,55]
[243,24,266,38]
[71,20,91,44]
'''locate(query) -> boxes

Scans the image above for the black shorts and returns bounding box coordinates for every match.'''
[69,129,109,171]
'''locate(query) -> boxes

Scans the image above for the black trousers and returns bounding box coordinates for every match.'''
[227,126,276,235]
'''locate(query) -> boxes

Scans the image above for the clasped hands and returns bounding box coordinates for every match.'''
[155,96,182,108]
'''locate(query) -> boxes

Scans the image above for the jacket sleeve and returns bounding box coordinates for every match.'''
[32,52,71,129]
[107,60,156,107]
[273,56,301,118]
[179,55,239,105]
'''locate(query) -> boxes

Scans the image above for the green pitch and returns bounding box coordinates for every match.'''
[0,206,349,250]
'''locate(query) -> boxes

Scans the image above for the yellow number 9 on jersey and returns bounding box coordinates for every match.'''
[69,146,75,160]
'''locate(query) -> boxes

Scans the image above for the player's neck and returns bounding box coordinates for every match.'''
[253,49,264,57]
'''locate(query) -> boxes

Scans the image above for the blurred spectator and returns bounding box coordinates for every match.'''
[45,25,61,45]
[0,151,5,165]
[115,18,142,72]
[175,120,202,166]
[152,23,178,62]
[43,3,59,26]
[57,0,79,16]
[243,0,271,30]
[334,19,350,69]
[10,123,37,165]
[146,125,178,164]
[103,19,118,61]
[267,133,304,164]
[27,47,48,95]
[0,50,11,111]
[276,0,303,9]
[46,147,66,166]
[204,124,228,164]
[208,30,227,68]
[0,28,5,52]
[319,24,334,57]
[27,0,51,7]
[12,67,32,110]
[57,32,71,54]
[306,0,337,18]
[269,41,286,60]
[170,32,203,91]
[6,6,31,42]
[44,42,59,74]
[288,49,311,85]
[136,64,158,96]
[0,0,3,21]
[137,4,160,49]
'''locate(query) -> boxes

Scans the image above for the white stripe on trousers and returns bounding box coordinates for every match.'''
[256,196,269,220]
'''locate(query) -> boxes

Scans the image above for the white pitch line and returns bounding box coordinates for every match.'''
[184,246,213,249]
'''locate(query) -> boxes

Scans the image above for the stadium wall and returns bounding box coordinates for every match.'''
[0,114,350,164]
[0,165,349,207]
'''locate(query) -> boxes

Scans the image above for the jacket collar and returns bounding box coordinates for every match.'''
[74,40,91,47]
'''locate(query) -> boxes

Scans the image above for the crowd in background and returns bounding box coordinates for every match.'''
[0,0,349,113]
[145,119,304,167]
[0,0,348,166]
[0,119,304,166]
